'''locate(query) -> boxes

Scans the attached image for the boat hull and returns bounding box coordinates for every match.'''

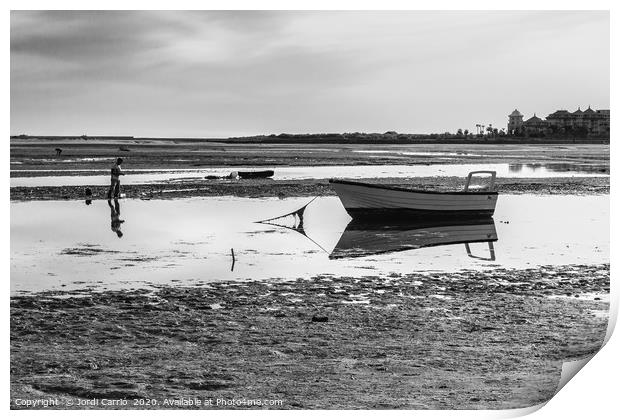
[238,170,274,179]
[329,179,498,219]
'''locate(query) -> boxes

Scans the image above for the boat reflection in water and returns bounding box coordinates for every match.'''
[259,200,498,261]
[329,218,497,260]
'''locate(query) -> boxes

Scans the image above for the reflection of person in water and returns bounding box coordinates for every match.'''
[108,199,125,238]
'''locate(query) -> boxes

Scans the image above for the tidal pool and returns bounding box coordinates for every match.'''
[9,162,608,187]
[10,195,608,294]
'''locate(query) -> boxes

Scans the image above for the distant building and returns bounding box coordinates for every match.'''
[522,114,548,135]
[507,109,523,135]
[545,109,574,129]
[508,107,610,137]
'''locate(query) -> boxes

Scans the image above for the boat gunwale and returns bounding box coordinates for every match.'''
[329,178,499,196]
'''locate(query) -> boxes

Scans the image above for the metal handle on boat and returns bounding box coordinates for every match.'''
[464,171,497,192]
[465,241,496,261]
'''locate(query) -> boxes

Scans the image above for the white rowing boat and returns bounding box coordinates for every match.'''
[329,170,498,219]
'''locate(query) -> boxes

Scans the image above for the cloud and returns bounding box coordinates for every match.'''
[10,11,610,137]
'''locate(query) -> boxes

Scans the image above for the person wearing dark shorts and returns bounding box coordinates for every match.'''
[107,157,124,199]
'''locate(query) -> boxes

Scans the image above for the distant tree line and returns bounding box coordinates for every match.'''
[514,125,598,139]
[11,128,608,144]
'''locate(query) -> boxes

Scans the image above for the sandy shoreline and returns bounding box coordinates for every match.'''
[11,264,609,409]
[9,176,610,201]
[11,142,609,200]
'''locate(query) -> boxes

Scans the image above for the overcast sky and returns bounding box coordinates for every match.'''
[11,10,609,138]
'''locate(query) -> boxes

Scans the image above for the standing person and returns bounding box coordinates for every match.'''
[107,157,124,199]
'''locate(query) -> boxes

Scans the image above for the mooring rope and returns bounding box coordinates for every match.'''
[255,196,318,229]
[255,196,328,253]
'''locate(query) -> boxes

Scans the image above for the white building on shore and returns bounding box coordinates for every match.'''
[507,107,610,136]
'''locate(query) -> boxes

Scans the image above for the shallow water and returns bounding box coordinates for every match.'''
[10,195,608,294]
[10,162,608,187]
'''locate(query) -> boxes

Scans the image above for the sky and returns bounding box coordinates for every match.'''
[10,10,610,138]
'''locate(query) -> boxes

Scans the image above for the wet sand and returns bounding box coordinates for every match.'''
[10,141,610,172]
[10,142,610,201]
[11,264,609,410]
[9,176,610,201]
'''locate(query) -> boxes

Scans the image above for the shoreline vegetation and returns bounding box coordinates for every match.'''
[10,134,611,144]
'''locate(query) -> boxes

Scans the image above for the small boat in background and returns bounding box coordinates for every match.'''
[329,171,498,219]
[238,170,275,179]
[206,170,276,180]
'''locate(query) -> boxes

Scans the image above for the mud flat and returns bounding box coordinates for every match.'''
[11,141,609,201]
[9,176,609,201]
[10,142,610,172]
[11,264,609,410]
